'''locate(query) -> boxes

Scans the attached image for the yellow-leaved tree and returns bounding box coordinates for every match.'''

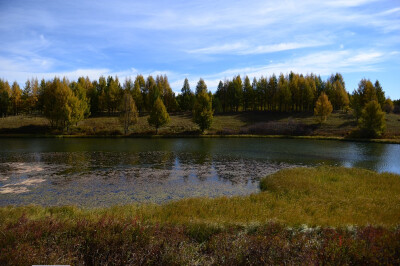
[148,97,170,134]
[119,93,138,135]
[314,92,333,124]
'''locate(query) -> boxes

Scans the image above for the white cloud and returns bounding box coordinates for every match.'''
[187,43,247,54]
[187,41,327,55]
[347,52,383,63]
[0,68,110,83]
[326,0,378,7]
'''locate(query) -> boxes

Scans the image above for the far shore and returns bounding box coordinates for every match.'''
[1,111,399,143]
[0,133,399,144]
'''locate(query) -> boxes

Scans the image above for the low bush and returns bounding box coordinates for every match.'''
[1,217,399,265]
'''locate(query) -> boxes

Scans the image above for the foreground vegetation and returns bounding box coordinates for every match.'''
[1,167,400,264]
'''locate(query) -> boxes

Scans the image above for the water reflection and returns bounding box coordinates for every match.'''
[0,138,399,207]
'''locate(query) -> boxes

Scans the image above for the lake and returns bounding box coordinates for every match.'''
[0,138,399,207]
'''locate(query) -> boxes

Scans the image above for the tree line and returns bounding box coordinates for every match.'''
[0,72,396,135]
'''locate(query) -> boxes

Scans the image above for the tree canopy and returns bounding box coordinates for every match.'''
[43,77,85,130]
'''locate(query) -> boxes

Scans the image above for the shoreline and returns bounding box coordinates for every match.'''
[0,133,399,144]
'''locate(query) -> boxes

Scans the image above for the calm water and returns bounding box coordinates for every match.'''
[0,138,399,207]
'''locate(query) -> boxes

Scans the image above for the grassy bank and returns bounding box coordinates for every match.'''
[2,167,399,227]
[1,167,400,264]
[1,111,400,139]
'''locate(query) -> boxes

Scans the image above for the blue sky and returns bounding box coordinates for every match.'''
[0,0,399,98]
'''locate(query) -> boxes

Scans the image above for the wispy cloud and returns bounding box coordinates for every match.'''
[206,49,386,78]
[187,41,327,55]
[326,0,378,7]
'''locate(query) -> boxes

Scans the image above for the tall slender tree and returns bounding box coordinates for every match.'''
[374,80,385,108]
[195,78,207,95]
[148,97,170,134]
[193,88,213,133]
[133,75,145,113]
[0,79,11,116]
[11,81,22,115]
[119,92,138,135]
[314,92,333,123]
[179,78,195,111]
[243,76,253,111]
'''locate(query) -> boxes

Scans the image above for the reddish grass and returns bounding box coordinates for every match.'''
[1,215,399,265]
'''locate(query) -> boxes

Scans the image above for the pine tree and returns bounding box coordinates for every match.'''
[72,77,91,118]
[362,79,377,103]
[22,79,31,113]
[11,81,22,115]
[314,92,333,123]
[180,78,194,111]
[303,77,316,111]
[0,79,11,117]
[160,75,177,112]
[146,76,159,110]
[123,77,134,93]
[119,93,138,135]
[351,89,363,122]
[243,76,252,111]
[359,100,386,138]
[277,74,291,112]
[30,78,39,114]
[267,74,277,111]
[193,89,213,133]
[100,76,122,114]
[148,97,170,134]
[97,76,107,112]
[195,78,207,95]
[215,80,227,112]
[383,98,394,113]
[232,75,243,112]
[251,77,258,111]
[133,75,144,114]
[374,80,385,108]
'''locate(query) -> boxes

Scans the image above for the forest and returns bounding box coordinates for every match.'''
[0,72,398,137]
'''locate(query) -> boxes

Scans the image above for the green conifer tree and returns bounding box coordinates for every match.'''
[148,97,170,134]
[193,89,213,133]
[359,100,386,138]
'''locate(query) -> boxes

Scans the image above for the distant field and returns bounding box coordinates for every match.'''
[0,111,399,138]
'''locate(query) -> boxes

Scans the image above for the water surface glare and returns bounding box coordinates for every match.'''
[0,138,399,207]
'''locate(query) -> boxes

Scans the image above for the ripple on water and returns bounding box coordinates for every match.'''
[0,151,299,206]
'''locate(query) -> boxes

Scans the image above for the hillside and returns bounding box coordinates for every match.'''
[1,111,399,139]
